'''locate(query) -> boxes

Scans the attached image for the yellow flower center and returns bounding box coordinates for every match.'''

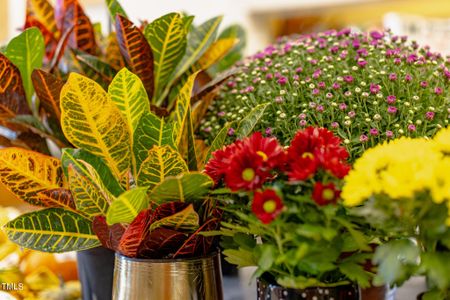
[242,168,255,181]
[322,188,335,201]
[302,152,314,159]
[257,151,268,161]
[263,200,277,213]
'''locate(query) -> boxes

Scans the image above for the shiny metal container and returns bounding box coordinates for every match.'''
[112,252,223,300]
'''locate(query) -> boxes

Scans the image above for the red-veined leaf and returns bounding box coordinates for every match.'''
[28,0,59,38]
[115,15,154,98]
[93,215,126,251]
[117,209,153,257]
[32,69,64,120]
[137,227,187,259]
[62,0,98,55]
[0,54,30,119]
[49,24,75,72]
[37,188,76,211]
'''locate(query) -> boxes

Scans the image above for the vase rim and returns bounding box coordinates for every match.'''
[115,251,220,263]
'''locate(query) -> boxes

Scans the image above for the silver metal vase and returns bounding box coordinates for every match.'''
[112,252,224,300]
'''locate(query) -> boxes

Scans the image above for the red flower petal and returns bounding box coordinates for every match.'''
[312,182,341,206]
[251,189,284,224]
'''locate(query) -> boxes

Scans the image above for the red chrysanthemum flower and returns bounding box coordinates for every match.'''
[286,127,350,181]
[225,150,270,191]
[240,132,286,169]
[204,142,242,185]
[251,189,284,224]
[312,182,341,206]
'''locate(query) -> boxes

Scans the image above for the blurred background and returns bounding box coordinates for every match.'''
[1,0,450,55]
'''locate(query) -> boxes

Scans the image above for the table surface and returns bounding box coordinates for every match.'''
[223,274,426,300]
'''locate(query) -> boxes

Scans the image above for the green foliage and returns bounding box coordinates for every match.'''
[106,187,148,224]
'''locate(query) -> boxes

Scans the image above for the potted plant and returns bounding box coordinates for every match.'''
[204,127,376,299]
[200,29,449,161]
[342,127,450,300]
[1,69,229,299]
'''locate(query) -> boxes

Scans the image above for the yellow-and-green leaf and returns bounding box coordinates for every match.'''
[144,13,187,99]
[0,148,64,206]
[133,112,176,172]
[60,72,131,178]
[106,187,148,225]
[105,0,128,20]
[236,103,269,139]
[5,28,45,106]
[173,72,199,145]
[137,145,187,190]
[150,172,213,204]
[29,0,59,38]
[108,68,150,136]
[171,16,222,81]
[4,208,100,252]
[77,160,115,204]
[68,165,110,219]
[150,204,199,232]
[194,38,238,71]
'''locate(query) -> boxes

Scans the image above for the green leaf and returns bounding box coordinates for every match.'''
[173,72,199,145]
[339,261,372,288]
[106,187,148,225]
[61,148,124,197]
[105,0,128,20]
[144,13,187,100]
[133,112,176,172]
[205,122,233,162]
[4,208,100,252]
[373,239,420,286]
[421,252,450,291]
[68,165,110,219]
[236,103,269,139]
[256,244,276,277]
[74,49,118,84]
[150,203,199,232]
[5,28,45,107]
[150,172,213,204]
[223,248,256,268]
[186,106,198,171]
[137,145,188,190]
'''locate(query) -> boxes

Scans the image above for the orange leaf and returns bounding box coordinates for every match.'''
[37,188,76,211]
[32,69,64,120]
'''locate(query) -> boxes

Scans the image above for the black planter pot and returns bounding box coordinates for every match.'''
[257,276,360,300]
[77,246,115,300]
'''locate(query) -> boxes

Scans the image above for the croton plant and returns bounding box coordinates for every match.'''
[0,68,234,258]
[0,0,244,156]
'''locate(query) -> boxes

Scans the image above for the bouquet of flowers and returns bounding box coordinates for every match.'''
[342,127,450,299]
[200,29,449,159]
[205,127,373,291]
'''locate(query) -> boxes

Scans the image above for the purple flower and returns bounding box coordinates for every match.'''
[226,81,236,88]
[326,93,333,99]
[331,122,339,128]
[266,73,273,80]
[344,91,352,97]
[293,74,300,81]
[359,134,369,142]
[386,95,397,104]
[265,127,272,136]
[332,82,341,89]
[295,67,303,73]
[358,60,367,68]
[298,113,306,119]
[389,73,397,81]
[313,69,322,79]
[312,88,320,95]
[310,59,318,65]
[244,86,255,93]
[318,82,326,89]
[435,87,443,95]
[348,111,356,118]
[420,81,428,88]
[344,75,354,83]
[407,54,418,63]
[370,83,380,94]
[369,128,379,136]
[352,39,360,49]
[217,111,226,117]
[277,76,288,85]
[275,96,283,103]
[227,128,235,136]
[386,130,394,138]
[370,31,384,40]
[405,74,412,82]
[394,58,402,65]
[425,111,435,120]
[330,46,339,54]
[340,51,348,59]
[299,120,307,126]
[275,72,282,79]
[309,102,317,108]
[357,48,368,57]
[387,106,398,114]
[339,103,347,110]
[316,105,324,112]
[203,126,212,133]
[260,66,268,72]
[407,124,416,132]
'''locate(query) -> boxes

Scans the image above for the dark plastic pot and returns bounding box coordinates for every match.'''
[77,246,115,300]
[257,276,360,300]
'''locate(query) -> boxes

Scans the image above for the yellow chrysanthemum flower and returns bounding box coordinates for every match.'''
[433,126,450,154]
